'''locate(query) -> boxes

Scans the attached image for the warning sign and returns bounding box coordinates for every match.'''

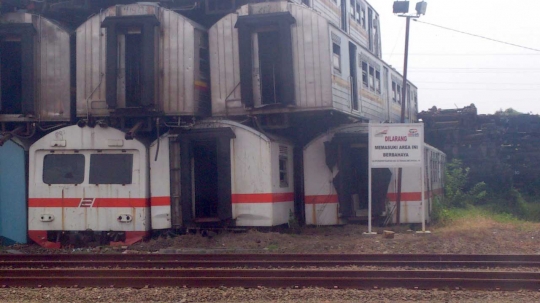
[369,123,424,168]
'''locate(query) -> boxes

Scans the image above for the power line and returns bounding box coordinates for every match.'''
[384,53,540,56]
[416,81,540,85]
[413,20,540,53]
[422,88,540,91]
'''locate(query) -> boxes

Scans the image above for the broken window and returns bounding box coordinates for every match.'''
[361,62,368,87]
[279,146,289,188]
[0,37,22,114]
[332,43,341,74]
[43,154,85,184]
[368,66,375,91]
[89,154,133,185]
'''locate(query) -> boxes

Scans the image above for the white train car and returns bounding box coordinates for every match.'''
[386,144,445,224]
[28,125,149,248]
[209,1,417,124]
[150,120,295,229]
[0,12,71,124]
[76,3,209,119]
[304,123,443,225]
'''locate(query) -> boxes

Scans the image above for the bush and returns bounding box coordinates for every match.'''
[444,159,487,208]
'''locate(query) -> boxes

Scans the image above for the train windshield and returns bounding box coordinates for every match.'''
[89,154,133,185]
[43,154,85,184]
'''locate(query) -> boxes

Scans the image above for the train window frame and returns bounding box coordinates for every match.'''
[279,154,289,188]
[89,153,134,185]
[375,70,381,93]
[361,62,368,87]
[392,82,397,102]
[368,66,375,91]
[332,43,342,74]
[361,7,366,29]
[350,0,355,17]
[397,84,402,104]
[43,154,85,185]
[355,3,361,23]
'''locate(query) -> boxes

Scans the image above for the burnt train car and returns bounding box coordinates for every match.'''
[76,3,210,128]
[209,1,417,124]
[0,12,72,245]
[28,125,149,248]
[303,123,444,225]
[150,119,294,229]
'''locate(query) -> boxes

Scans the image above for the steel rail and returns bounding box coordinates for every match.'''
[3,253,540,261]
[3,260,540,268]
[2,269,540,290]
[2,254,540,269]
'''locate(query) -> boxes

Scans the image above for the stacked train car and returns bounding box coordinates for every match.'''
[0,0,441,248]
[0,12,72,245]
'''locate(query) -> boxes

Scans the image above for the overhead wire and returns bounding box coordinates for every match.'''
[413,19,540,53]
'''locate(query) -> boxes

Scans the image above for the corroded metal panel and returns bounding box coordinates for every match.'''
[76,4,207,118]
[0,13,70,122]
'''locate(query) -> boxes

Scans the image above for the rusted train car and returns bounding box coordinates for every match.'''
[209,1,417,124]
[303,124,444,225]
[0,12,72,245]
[28,125,149,248]
[76,3,210,128]
[150,119,294,229]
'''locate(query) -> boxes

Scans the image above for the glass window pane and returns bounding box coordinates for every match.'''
[89,154,133,184]
[43,154,85,184]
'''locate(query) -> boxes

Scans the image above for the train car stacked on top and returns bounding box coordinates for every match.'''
[0,12,72,245]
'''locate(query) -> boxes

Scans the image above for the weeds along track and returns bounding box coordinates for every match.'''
[2,254,540,290]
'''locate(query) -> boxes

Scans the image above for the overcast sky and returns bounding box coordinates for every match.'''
[375,0,540,115]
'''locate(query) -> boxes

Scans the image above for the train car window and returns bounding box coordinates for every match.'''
[0,38,23,114]
[302,0,310,7]
[258,30,283,105]
[361,62,368,87]
[43,154,85,184]
[397,85,402,104]
[279,154,289,188]
[361,8,366,29]
[350,0,355,17]
[368,66,375,91]
[332,43,341,74]
[375,70,381,93]
[89,154,133,185]
[355,3,361,23]
[392,82,397,102]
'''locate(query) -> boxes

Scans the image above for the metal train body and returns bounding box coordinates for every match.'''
[209,1,417,123]
[76,3,210,119]
[150,120,294,229]
[0,137,28,244]
[0,13,71,245]
[0,12,71,124]
[304,124,445,225]
[28,125,149,248]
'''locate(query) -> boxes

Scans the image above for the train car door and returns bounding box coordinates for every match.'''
[175,128,235,225]
[0,139,27,244]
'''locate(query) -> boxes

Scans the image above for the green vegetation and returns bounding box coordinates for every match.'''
[433,158,540,226]
[495,108,524,115]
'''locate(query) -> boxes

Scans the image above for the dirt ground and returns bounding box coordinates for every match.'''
[4,215,540,255]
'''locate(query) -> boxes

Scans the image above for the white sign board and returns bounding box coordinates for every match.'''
[369,123,424,168]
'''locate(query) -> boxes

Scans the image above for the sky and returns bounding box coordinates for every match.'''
[374,0,540,115]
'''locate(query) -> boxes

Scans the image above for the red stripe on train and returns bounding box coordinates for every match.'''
[28,198,149,208]
[231,193,294,203]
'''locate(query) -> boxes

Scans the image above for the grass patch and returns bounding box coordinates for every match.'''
[435,205,529,229]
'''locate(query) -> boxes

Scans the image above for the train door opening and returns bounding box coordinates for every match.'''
[0,38,22,114]
[192,140,219,220]
[123,30,143,108]
[328,135,391,222]
[175,128,235,226]
[257,30,282,106]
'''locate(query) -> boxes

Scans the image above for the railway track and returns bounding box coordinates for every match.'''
[1,254,540,290]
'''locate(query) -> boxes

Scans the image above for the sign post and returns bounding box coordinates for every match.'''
[367,123,426,234]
